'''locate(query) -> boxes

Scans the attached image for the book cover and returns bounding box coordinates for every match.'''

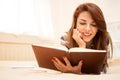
[32,44,107,74]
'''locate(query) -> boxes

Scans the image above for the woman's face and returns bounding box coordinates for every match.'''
[76,11,98,43]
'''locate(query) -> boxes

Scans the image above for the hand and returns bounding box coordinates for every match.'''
[52,56,83,74]
[72,29,86,48]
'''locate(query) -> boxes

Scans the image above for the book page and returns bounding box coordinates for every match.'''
[33,43,68,52]
[69,47,106,52]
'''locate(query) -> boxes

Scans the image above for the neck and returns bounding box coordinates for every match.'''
[86,40,93,48]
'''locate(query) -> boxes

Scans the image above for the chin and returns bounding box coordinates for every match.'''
[83,39,91,43]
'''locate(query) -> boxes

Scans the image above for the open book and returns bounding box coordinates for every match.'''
[32,44,107,74]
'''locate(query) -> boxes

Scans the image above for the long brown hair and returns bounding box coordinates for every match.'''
[67,2,113,71]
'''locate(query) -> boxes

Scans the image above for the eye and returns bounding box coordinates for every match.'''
[80,22,86,25]
[91,23,97,27]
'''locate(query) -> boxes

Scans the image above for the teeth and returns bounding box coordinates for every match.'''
[84,33,91,36]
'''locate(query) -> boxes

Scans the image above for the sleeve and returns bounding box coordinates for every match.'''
[60,32,69,49]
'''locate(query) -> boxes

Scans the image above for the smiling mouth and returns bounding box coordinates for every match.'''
[82,33,92,37]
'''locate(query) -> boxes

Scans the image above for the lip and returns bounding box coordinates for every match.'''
[83,35,91,39]
[82,32,92,37]
[82,33,92,40]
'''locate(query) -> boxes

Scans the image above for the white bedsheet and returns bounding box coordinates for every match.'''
[0,58,120,80]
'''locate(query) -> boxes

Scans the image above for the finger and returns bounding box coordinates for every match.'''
[73,29,78,33]
[77,60,83,67]
[73,60,83,72]
[73,29,76,35]
[76,30,81,37]
[52,57,66,72]
[74,28,79,34]
[52,60,61,70]
[53,57,65,67]
[74,29,79,34]
[63,56,71,66]
[52,58,63,70]
[73,29,81,37]
[73,29,78,38]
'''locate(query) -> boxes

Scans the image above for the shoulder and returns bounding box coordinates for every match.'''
[60,32,69,48]
[60,32,68,40]
[106,39,109,46]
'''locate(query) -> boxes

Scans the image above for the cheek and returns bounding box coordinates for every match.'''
[91,26,98,34]
[76,26,83,32]
[93,28,98,35]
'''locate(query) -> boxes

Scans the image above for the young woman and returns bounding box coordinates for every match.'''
[52,2,113,74]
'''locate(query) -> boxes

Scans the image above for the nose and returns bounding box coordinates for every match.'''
[85,24,91,31]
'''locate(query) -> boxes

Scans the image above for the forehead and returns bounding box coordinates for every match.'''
[77,11,94,21]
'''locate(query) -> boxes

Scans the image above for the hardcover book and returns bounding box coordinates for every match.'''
[32,44,107,74]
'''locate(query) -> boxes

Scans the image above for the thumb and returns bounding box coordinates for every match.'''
[78,60,83,67]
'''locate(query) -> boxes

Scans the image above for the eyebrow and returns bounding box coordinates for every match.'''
[79,19,86,22]
[79,19,95,23]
